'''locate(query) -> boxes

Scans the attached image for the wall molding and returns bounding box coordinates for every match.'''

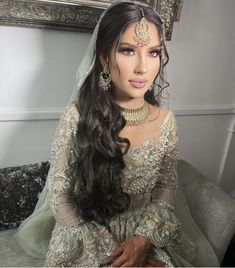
[171,104,235,116]
[0,108,61,122]
[0,104,235,122]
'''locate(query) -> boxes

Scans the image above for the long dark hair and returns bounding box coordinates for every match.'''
[73,2,169,228]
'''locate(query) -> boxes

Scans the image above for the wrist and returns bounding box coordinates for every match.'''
[134,235,152,251]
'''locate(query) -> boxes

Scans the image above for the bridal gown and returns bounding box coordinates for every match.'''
[16,102,196,267]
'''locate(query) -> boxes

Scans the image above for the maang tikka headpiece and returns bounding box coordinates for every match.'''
[134,7,151,46]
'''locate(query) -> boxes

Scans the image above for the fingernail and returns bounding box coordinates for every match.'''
[106,251,112,256]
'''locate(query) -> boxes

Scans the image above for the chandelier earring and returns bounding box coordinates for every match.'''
[99,65,111,91]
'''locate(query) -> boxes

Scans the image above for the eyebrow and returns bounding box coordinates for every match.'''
[119,42,162,49]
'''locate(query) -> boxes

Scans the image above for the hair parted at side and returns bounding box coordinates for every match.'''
[72,1,169,228]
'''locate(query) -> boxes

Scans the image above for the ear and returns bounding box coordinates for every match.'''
[99,54,109,68]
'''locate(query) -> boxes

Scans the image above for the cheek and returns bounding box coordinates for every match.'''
[151,58,161,76]
[116,61,130,78]
[112,56,131,80]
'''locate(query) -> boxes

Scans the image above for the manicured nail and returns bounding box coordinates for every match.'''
[106,251,113,256]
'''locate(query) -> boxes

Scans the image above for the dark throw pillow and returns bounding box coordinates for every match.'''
[0,161,50,230]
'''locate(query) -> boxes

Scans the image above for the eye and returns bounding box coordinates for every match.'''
[149,49,162,57]
[118,47,135,55]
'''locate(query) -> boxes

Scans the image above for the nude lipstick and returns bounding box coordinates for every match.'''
[129,79,148,88]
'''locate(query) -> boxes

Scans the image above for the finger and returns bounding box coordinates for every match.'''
[109,245,124,257]
[120,262,131,267]
[143,261,153,267]
[109,254,125,267]
[147,258,166,267]
[109,258,125,267]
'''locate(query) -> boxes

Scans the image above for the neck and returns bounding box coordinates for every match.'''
[115,97,145,109]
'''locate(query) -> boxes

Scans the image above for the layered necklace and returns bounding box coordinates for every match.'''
[117,100,150,126]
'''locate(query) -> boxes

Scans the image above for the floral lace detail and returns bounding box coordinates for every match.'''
[44,103,194,267]
[47,103,81,226]
[45,222,118,267]
[45,223,83,267]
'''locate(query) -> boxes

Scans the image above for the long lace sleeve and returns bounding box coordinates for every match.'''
[45,103,117,267]
[47,103,81,227]
[134,111,184,248]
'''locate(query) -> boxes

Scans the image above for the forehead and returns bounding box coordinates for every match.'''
[119,20,161,46]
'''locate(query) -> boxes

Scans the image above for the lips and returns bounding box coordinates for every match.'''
[129,79,148,88]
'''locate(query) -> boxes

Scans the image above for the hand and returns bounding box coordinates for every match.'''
[143,256,166,267]
[108,235,152,267]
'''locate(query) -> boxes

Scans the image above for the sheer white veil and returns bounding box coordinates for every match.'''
[15,0,162,259]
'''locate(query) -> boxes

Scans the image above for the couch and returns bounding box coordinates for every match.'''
[0,159,235,267]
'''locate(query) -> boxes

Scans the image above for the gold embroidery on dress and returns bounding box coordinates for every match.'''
[44,103,195,267]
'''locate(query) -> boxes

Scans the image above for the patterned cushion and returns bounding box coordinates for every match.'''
[0,161,50,230]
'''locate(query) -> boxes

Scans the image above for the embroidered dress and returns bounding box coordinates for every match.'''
[16,103,195,267]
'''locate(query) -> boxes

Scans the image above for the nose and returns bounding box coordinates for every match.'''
[134,54,147,74]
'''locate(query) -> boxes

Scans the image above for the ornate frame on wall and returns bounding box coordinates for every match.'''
[0,0,183,40]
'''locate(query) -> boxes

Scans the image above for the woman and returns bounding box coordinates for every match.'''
[16,1,195,267]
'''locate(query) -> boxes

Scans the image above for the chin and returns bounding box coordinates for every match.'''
[130,90,148,98]
[116,87,148,100]
[124,93,144,100]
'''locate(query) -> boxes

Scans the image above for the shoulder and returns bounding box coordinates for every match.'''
[60,101,80,123]
[55,102,80,134]
[149,105,176,125]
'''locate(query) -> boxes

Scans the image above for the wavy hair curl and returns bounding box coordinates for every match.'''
[73,2,169,229]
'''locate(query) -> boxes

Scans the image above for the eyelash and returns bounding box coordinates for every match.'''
[118,47,161,57]
[150,50,161,57]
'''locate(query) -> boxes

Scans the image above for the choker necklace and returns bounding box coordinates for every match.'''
[117,101,150,125]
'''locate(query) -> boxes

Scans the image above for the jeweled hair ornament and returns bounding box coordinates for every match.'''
[134,7,151,46]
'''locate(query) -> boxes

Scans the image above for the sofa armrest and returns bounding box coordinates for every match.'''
[177,159,235,263]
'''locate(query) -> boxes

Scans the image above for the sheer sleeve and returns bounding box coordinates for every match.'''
[47,103,81,227]
[45,103,117,267]
[134,111,184,248]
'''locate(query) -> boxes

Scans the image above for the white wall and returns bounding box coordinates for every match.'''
[0,27,91,166]
[0,27,91,108]
[168,0,235,106]
[0,0,234,194]
[167,0,235,193]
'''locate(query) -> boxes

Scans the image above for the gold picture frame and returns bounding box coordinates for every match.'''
[0,0,183,40]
